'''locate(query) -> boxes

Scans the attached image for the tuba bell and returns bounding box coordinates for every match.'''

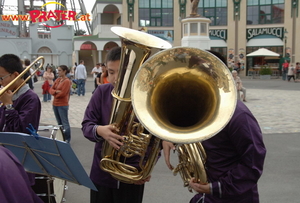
[99,27,172,184]
[131,47,237,190]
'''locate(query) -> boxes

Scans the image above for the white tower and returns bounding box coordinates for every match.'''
[181,0,211,50]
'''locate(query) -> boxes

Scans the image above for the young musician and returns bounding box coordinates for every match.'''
[82,47,151,203]
[163,50,266,203]
[0,54,42,194]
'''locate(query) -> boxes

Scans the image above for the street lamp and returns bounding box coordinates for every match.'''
[284,29,288,58]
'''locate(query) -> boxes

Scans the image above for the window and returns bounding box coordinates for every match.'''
[247,0,285,25]
[198,0,227,26]
[210,47,227,61]
[139,0,173,27]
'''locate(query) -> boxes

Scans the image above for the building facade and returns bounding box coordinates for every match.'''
[0,19,74,68]
[73,0,299,75]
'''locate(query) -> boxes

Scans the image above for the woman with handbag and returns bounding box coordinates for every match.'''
[42,66,54,102]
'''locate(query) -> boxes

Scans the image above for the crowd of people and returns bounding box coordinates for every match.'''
[0,48,267,203]
[282,60,300,82]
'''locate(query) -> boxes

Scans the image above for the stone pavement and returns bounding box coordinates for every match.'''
[37,77,300,135]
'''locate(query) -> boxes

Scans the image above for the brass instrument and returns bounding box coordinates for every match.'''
[99,27,172,184]
[0,56,45,96]
[131,47,237,191]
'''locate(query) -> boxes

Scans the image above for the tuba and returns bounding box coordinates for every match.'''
[99,27,172,184]
[131,47,237,190]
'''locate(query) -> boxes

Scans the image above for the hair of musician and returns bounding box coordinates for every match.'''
[106,46,121,63]
[206,50,227,66]
[0,54,23,74]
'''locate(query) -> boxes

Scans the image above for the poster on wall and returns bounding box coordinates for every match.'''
[228,48,235,68]
[147,30,173,43]
[0,20,17,37]
[239,48,245,70]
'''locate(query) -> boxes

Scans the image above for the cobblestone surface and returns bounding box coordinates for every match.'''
[38,78,300,134]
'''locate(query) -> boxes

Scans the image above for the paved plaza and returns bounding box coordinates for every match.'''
[34,77,300,203]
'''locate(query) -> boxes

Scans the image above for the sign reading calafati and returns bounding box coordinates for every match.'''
[247,27,284,40]
[1,2,91,28]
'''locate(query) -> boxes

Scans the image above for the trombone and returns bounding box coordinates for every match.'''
[0,56,45,96]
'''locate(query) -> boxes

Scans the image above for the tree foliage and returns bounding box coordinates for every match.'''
[74,29,87,36]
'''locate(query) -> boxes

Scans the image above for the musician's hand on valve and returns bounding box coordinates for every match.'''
[162,141,175,170]
[189,178,210,194]
[96,125,123,150]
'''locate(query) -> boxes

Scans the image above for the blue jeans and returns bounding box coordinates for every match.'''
[43,93,51,102]
[77,79,86,96]
[53,105,71,142]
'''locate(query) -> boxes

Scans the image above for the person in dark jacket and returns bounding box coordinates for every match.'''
[163,50,266,203]
[81,47,151,203]
[0,146,43,203]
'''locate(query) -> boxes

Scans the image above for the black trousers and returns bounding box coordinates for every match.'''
[91,182,145,203]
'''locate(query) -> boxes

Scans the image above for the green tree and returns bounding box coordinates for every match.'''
[74,29,87,36]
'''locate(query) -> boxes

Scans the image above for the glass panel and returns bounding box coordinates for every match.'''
[150,0,161,8]
[216,0,227,7]
[204,0,215,7]
[190,23,198,35]
[260,0,266,5]
[216,7,227,25]
[151,18,156,26]
[184,24,188,35]
[162,0,173,8]
[139,0,149,8]
[272,4,284,23]
[247,0,259,6]
[162,8,173,26]
[200,23,207,35]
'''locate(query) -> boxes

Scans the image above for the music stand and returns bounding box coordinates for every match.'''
[0,132,97,192]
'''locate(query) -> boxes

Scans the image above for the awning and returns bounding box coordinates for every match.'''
[210,39,227,47]
[247,37,283,47]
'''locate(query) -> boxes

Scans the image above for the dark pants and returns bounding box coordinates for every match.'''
[91,182,144,203]
[287,75,295,81]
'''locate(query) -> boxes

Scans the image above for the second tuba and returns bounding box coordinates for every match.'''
[131,47,237,190]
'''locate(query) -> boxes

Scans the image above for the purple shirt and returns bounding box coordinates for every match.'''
[0,146,43,203]
[0,87,41,186]
[191,100,266,203]
[82,84,120,188]
[82,84,159,188]
[0,88,41,133]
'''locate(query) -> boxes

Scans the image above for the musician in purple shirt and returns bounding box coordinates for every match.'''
[0,54,41,188]
[163,51,266,203]
[0,146,43,203]
[82,47,150,203]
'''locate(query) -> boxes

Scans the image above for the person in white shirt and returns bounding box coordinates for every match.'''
[91,63,102,89]
[287,64,296,82]
[74,60,87,96]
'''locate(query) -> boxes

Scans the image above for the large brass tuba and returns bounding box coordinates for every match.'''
[99,27,172,184]
[131,47,237,190]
